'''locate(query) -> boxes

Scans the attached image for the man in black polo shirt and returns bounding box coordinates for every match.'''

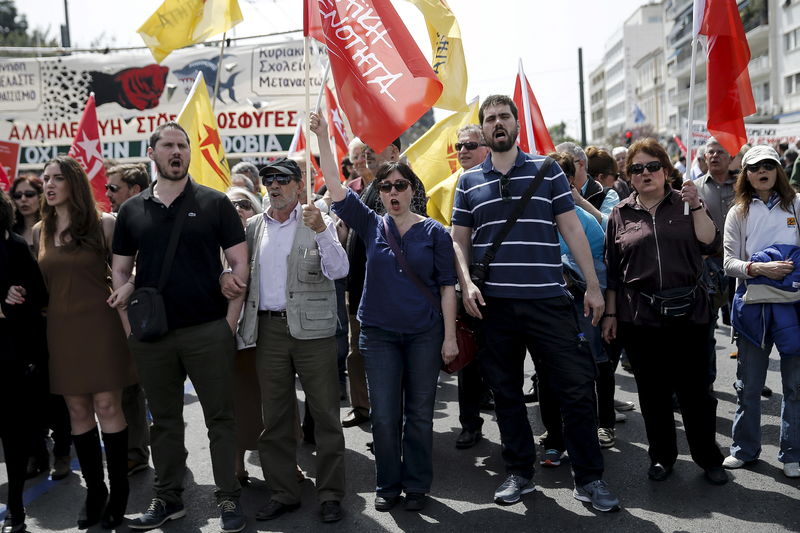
[111,122,248,532]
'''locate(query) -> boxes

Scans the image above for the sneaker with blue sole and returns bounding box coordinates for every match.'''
[494,474,535,505]
[573,480,620,512]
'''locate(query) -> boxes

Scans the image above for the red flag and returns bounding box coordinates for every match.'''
[68,93,110,211]
[325,86,350,182]
[304,0,442,152]
[694,0,755,156]
[0,163,9,192]
[673,135,688,156]
[512,60,555,155]
[288,120,324,192]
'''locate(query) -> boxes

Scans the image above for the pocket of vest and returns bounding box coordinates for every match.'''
[297,258,325,283]
[301,309,335,330]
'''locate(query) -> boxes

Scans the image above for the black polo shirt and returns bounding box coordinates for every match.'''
[112,178,245,330]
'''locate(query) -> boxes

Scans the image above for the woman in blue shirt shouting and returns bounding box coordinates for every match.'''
[310,112,458,512]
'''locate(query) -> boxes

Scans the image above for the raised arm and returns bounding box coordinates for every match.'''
[309,111,346,202]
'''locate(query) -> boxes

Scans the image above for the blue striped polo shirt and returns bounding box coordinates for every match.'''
[452,149,574,299]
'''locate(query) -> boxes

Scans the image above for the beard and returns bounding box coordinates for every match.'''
[155,160,188,182]
[485,124,519,153]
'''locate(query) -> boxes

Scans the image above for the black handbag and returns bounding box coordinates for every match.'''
[127,185,194,342]
[642,285,697,318]
[469,157,554,290]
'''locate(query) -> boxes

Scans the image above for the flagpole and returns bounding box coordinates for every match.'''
[683,35,699,215]
[304,36,313,204]
[314,62,331,113]
[212,32,226,111]
[518,59,535,154]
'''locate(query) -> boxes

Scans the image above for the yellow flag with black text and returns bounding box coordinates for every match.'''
[176,72,231,191]
[405,0,468,111]
[138,0,243,63]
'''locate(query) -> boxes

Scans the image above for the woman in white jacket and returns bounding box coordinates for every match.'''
[722,145,800,478]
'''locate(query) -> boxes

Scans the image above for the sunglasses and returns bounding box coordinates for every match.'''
[499,175,512,201]
[455,141,485,151]
[377,180,411,193]
[262,174,294,186]
[231,199,253,210]
[628,161,663,175]
[105,183,121,193]
[745,161,777,173]
[12,190,38,199]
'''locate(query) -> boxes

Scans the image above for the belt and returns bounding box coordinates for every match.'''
[258,309,287,319]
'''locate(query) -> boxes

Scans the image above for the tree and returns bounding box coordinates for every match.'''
[548,121,577,146]
[0,0,58,53]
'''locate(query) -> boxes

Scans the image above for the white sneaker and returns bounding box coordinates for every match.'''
[722,455,745,469]
[784,462,800,478]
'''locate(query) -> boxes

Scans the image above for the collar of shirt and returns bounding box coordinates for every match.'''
[698,172,735,187]
[264,202,302,227]
[141,176,195,205]
[482,147,526,175]
[752,191,781,210]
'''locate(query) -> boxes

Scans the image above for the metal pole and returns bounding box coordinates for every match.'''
[578,47,586,146]
[304,36,312,205]
[61,0,71,48]
[212,33,227,111]
[684,36,699,215]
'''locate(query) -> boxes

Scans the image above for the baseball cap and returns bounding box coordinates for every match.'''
[258,157,301,179]
[741,145,781,169]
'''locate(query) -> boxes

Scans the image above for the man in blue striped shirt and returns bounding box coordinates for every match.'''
[451,95,620,513]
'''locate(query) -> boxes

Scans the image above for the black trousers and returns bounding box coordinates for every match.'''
[619,321,723,470]
[478,296,602,485]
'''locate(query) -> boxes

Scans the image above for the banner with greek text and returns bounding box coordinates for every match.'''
[689,121,800,151]
[0,39,328,168]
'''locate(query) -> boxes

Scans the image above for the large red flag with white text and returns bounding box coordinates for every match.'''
[304,0,443,152]
[693,0,755,156]
[68,93,110,211]
[325,86,350,182]
[513,60,555,155]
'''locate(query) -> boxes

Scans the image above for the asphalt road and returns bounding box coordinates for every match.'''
[2,324,799,532]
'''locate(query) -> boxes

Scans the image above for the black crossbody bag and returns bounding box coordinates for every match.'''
[469,157,554,289]
[128,186,194,342]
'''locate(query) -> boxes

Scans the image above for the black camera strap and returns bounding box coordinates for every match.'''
[477,156,554,270]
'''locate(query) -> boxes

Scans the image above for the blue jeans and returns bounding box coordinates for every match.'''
[359,321,443,497]
[731,337,800,463]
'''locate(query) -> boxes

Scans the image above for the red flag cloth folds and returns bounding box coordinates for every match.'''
[288,121,324,192]
[695,0,755,156]
[304,0,442,152]
[512,60,555,155]
[325,86,350,182]
[68,93,110,211]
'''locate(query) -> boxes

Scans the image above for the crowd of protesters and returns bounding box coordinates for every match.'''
[2,94,799,533]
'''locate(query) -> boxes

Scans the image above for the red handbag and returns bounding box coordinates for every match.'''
[442,318,476,374]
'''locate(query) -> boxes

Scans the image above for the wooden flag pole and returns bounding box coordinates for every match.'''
[304,36,313,204]
[684,36,699,215]
[212,33,227,112]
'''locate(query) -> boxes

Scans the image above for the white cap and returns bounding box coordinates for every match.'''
[741,145,780,169]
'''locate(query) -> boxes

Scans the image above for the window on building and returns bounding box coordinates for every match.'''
[785,73,800,95]
[785,27,800,52]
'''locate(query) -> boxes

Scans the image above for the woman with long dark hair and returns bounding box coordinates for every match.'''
[7,156,137,528]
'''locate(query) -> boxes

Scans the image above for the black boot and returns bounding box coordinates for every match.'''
[72,427,108,529]
[101,428,129,529]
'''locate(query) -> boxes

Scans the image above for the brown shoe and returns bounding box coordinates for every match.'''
[341,409,369,428]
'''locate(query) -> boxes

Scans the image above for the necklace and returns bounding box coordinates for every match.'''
[637,193,668,213]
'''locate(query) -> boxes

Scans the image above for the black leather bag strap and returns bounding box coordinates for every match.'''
[156,182,194,291]
[479,156,554,267]
[382,217,442,314]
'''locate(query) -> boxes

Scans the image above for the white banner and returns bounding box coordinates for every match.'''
[689,121,800,150]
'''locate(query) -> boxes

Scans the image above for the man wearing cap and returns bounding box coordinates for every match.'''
[237,158,348,523]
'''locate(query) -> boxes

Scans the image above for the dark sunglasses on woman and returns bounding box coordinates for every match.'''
[12,190,38,199]
[377,180,411,193]
[745,161,777,173]
[628,161,663,175]
[231,199,253,210]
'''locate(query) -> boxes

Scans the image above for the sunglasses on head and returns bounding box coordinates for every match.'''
[105,183,121,193]
[745,161,777,173]
[376,180,411,193]
[231,199,253,210]
[628,161,663,175]
[455,141,485,151]
[262,174,294,186]
[12,190,38,199]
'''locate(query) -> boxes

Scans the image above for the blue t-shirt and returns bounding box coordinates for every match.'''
[452,149,575,299]
[559,205,607,289]
[332,190,457,334]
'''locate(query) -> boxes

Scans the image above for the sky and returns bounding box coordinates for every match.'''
[18,0,656,139]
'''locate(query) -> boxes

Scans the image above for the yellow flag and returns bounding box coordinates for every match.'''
[427,168,462,226]
[403,98,479,193]
[138,0,244,63]
[405,0,468,111]
[177,72,231,191]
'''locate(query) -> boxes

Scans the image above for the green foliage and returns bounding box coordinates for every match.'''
[548,121,577,146]
[0,0,59,54]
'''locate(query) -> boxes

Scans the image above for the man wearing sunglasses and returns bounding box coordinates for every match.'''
[106,164,150,214]
[237,158,348,524]
[452,95,619,512]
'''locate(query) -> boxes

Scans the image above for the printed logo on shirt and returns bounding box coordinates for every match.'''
[188,212,197,217]
[788,217,796,228]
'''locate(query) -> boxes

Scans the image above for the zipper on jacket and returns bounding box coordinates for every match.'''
[651,212,663,290]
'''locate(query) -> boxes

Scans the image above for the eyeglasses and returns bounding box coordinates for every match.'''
[499,175,512,201]
[12,190,38,199]
[262,174,294,186]
[745,161,777,173]
[105,183,121,193]
[455,141,485,151]
[628,161,663,175]
[376,180,411,193]
[231,199,254,210]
